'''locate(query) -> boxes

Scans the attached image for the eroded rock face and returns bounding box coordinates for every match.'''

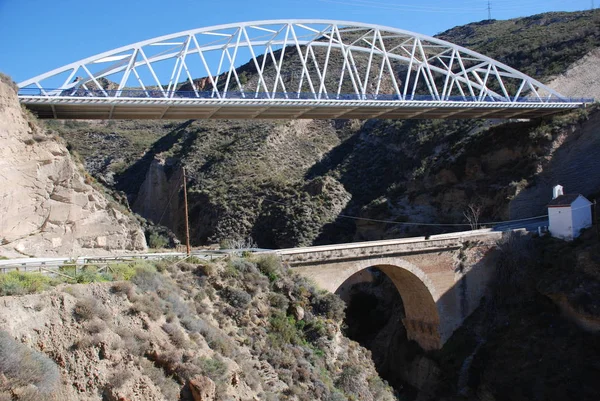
[0,79,146,257]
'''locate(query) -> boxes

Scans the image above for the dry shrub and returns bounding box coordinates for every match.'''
[239,359,263,391]
[0,72,18,93]
[73,333,103,350]
[114,327,150,356]
[130,294,162,320]
[110,281,134,298]
[0,331,61,394]
[162,323,188,349]
[84,318,107,334]
[107,369,133,389]
[335,364,370,399]
[196,262,216,277]
[131,268,163,292]
[73,297,111,322]
[177,262,196,272]
[140,358,180,400]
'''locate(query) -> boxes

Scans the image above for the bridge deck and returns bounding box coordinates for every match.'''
[20,97,584,120]
[276,229,504,266]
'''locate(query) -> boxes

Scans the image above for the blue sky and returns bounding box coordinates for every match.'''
[0,0,593,84]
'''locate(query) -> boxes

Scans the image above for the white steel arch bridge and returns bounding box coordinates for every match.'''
[18,20,591,120]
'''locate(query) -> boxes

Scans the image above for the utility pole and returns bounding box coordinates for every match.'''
[182,166,191,256]
[487,0,492,20]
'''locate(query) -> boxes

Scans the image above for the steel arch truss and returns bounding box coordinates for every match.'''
[17,20,588,120]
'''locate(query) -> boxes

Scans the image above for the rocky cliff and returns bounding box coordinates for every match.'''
[0,77,146,257]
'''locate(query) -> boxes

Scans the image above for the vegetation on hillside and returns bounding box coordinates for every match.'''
[0,255,395,400]
[437,10,600,79]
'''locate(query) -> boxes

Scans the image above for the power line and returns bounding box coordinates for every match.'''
[206,188,549,228]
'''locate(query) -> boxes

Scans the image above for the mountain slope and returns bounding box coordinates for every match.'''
[52,9,600,248]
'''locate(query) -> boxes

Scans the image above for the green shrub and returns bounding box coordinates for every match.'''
[313,292,346,322]
[75,266,110,283]
[303,319,327,343]
[220,286,251,308]
[269,312,303,346]
[256,254,283,282]
[198,356,228,381]
[149,232,169,249]
[268,293,289,310]
[0,272,56,296]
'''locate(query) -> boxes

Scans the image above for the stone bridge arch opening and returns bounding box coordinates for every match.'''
[334,259,442,351]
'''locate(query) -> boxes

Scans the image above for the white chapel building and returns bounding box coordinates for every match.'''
[547,185,593,241]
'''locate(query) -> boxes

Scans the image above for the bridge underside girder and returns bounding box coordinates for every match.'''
[22,99,577,120]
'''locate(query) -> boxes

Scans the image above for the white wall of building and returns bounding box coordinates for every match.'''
[549,207,573,240]
[571,196,593,238]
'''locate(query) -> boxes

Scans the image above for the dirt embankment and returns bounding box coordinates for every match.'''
[0,257,395,401]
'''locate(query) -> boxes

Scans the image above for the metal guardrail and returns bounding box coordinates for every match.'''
[0,250,236,275]
[17,88,594,104]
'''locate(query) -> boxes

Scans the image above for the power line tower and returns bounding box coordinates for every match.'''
[487,0,492,20]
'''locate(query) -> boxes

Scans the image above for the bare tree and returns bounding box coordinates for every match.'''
[464,203,482,230]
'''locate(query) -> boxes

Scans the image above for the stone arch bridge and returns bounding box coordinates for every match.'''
[275,230,505,350]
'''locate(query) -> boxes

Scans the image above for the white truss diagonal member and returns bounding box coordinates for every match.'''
[416,39,440,100]
[402,38,418,100]
[223,29,243,97]
[374,29,401,98]
[139,48,167,97]
[81,65,108,97]
[317,25,335,99]
[117,48,138,94]
[191,35,221,99]
[441,49,456,100]
[289,24,317,98]
[242,26,272,97]
[333,24,360,97]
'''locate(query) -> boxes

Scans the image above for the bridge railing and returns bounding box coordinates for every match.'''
[17,88,594,104]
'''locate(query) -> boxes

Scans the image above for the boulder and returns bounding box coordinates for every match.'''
[189,375,216,401]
